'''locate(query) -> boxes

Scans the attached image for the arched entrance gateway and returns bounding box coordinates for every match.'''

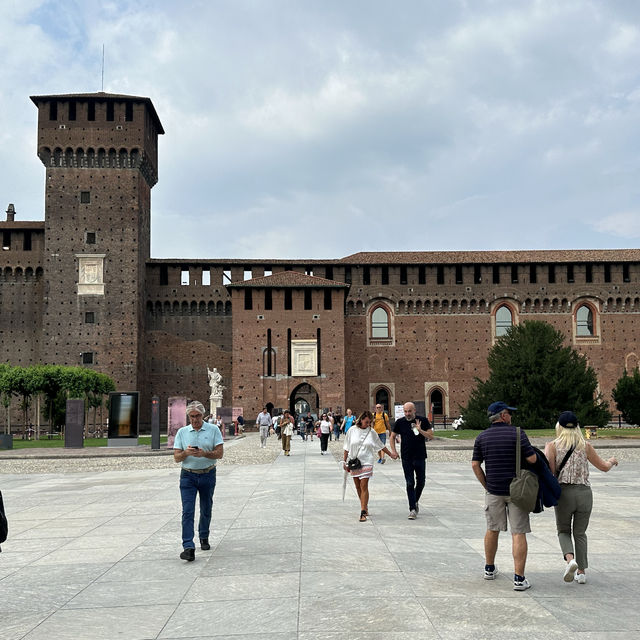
[290,383,319,418]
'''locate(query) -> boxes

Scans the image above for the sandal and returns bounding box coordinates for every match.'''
[359,510,367,522]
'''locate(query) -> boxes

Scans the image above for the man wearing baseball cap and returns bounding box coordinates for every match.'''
[174,400,224,561]
[471,401,537,590]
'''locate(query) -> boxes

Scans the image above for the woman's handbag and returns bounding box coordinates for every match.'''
[509,427,539,512]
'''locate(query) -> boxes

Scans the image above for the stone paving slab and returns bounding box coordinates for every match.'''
[0,433,639,639]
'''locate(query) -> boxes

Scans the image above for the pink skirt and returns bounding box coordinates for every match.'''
[350,464,373,479]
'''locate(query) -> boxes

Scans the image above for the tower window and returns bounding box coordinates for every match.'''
[264,289,272,310]
[548,265,556,283]
[244,288,253,310]
[160,264,168,285]
[85,232,96,245]
[125,102,133,122]
[202,268,210,286]
[304,289,312,310]
[567,264,574,283]
[106,102,114,121]
[181,268,189,285]
[68,101,76,121]
[284,290,292,310]
[511,265,518,284]
[324,289,332,310]
[80,191,90,204]
[84,312,95,324]
[529,265,537,284]
[623,264,630,283]
[419,265,426,284]
[400,266,408,285]
[23,231,32,251]
[363,266,370,285]
[437,266,445,285]
[474,265,481,284]
[371,306,390,338]
[492,265,500,284]
[49,101,57,120]
[495,305,513,337]
[456,265,463,284]
[88,101,95,121]
[381,266,389,285]
[325,266,333,280]
[576,305,594,336]
[585,264,593,283]
[604,264,611,283]
[2,231,10,250]
[344,266,352,284]
[82,352,94,364]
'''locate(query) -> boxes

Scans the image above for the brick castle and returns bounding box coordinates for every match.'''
[1,92,639,429]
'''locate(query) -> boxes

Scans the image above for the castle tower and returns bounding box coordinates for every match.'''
[30,92,164,396]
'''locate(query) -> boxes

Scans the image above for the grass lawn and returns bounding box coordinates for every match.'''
[6,435,168,450]
[435,427,640,440]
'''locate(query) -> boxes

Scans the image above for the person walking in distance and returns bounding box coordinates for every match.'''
[280,411,294,456]
[173,400,224,562]
[256,407,271,448]
[389,402,433,519]
[471,401,537,591]
[373,403,391,463]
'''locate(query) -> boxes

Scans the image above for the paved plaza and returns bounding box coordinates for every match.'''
[1,434,639,639]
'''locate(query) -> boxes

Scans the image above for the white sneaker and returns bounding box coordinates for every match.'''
[408,510,417,520]
[484,566,499,580]
[563,559,578,583]
[513,577,531,591]
[575,573,587,584]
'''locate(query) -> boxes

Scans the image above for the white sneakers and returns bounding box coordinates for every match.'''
[407,510,417,520]
[484,566,499,580]
[563,558,578,582]
[513,577,531,591]
[575,572,587,584]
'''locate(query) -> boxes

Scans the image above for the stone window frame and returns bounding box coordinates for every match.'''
[572,298,601,346]
[490,299,519,344]
[367,300,395,347]
[425,381,450,420]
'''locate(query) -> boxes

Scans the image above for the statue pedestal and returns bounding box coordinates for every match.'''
[210,395,223,421]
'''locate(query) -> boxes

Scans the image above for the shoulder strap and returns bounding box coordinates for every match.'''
[556,445,575,477]
[515,426,521,474]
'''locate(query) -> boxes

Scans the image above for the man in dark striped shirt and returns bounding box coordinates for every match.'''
[472,401,537,591]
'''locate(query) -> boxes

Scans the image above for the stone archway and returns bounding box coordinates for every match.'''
[290,383,319,418]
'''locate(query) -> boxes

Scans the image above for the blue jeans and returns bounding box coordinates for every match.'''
[401,457,426,511]
[179,468,217,549]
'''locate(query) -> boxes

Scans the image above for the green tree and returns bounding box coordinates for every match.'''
[612,368,640,426]
[462,320,610,429]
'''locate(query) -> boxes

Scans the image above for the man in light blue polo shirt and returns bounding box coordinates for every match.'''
[174,400,224,561]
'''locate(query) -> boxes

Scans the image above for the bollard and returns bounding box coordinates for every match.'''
[151,396,160,450]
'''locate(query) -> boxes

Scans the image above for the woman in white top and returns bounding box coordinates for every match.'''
[343,411,398,521]
[318,413,332,455]
[544,411,618,584]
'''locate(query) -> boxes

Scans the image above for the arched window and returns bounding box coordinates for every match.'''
[375,388,389,411]
[495,305,513,337]
[430,389,443,415]
[576,305,594,336]
[371,307,390,338]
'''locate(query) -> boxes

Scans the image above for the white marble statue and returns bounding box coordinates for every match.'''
[207,367,224,398]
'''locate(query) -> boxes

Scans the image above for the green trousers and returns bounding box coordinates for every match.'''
[555,483,593,570]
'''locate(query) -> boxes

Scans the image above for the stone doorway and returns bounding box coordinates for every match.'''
[290,383,319,418]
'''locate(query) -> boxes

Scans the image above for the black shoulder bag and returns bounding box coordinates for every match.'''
[555,445,575,478]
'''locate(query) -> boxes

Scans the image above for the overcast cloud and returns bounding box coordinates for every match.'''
[1,0,640,259]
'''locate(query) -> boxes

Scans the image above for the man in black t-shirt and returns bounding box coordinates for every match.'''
[390,402,433,520]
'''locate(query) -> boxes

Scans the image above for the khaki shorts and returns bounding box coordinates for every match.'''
[484,492,531,534]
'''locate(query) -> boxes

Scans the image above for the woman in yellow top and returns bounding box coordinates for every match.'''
[373,403,390,463]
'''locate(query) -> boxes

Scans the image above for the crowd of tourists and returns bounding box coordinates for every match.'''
[172,398,620,595]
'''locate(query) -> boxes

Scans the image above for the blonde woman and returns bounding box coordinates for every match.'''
[544,411,618,584]
[343,410,398,521]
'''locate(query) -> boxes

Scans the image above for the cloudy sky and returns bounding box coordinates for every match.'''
[2,0,640,259]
